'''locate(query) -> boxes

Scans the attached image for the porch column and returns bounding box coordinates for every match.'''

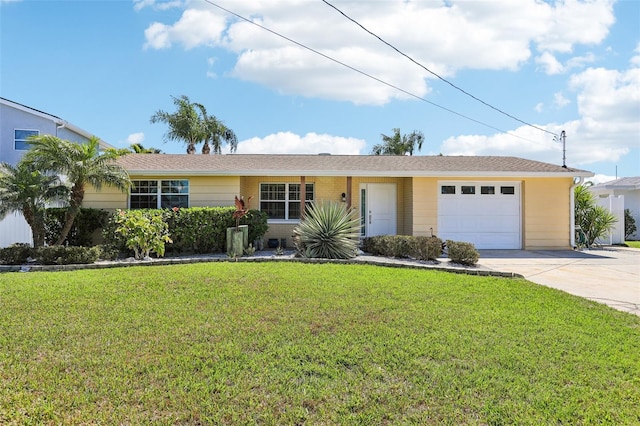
[346,176,352,209]
[300,176,306,218]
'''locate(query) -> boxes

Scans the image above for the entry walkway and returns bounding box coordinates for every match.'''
[478,247,640,316]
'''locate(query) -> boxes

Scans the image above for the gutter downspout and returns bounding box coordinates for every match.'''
[56,120,67,137]
[570,176,584,248]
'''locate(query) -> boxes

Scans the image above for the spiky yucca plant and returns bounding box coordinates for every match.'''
[293,202,361,259]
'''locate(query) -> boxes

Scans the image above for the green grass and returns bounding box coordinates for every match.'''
[625,240,640,249]
[1,263,639,425]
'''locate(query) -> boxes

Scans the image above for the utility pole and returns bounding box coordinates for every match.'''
[554,130,567,168]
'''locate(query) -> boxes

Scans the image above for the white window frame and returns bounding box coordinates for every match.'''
[129,179,189,209]
[14,129,39,151]
[259,182,314,222]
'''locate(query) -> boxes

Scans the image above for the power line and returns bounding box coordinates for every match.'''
[202,0,547,144]
[321,0,558,138]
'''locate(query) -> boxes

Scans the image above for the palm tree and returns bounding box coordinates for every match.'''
[129,143,163,154]
[196,103,238,154]
[0,161,69,247]
[150,95,205,154]
[371,128,425,156]
[22,135,131,245]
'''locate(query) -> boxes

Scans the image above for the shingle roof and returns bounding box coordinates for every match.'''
[116,154,592,177]
[591,176,640,189]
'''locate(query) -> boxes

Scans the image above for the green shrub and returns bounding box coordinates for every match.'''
[104,207,269,256]
[113,209,172,260]
[293,202,361,259]
[0,243,34,265]
[446,240,479,266]
[410,236,444,261]
[35,246,100,265]
[624,209,636,240]
[362,235,443,261]
[574,185,617,247]
[95,244,120,261]
[45,208,110,246]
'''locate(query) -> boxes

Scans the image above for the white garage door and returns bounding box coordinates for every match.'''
[437,181,521,249]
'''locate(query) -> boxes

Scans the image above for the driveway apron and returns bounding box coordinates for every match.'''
[478,247,640,316]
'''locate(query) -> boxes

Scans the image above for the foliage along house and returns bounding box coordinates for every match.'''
[590,177,640,241]
[0,97,112,247]
[82,153,594,250]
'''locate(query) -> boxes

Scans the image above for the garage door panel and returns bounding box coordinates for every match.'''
[437,182,521,249]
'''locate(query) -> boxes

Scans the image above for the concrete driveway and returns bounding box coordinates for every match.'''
[478,247,640,316]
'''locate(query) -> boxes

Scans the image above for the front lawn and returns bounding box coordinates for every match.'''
[1,263,639,424]
[625,240,640,249]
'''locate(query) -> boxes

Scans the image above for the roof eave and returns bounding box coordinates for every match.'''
[124,169,594,178]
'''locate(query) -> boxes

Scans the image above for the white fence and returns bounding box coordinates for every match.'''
[0,212,32,247]
[595,194,625,245]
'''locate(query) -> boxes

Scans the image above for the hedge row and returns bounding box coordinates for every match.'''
[45,208,110,247]
[361,235,444,261]
[361,235,480,265]
[102,207,269,255]
[0,244,117,265]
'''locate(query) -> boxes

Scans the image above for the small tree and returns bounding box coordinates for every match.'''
[574,184,617,247]
[624,209,637,240]
[371,128,424,156]
[22,135,131,245]
[196,103,238,155]
[0,161,69,247]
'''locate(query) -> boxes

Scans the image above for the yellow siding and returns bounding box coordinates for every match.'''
[82,185,128,210]
[411,177,439,237]
[523,178,573,250]
[82,176,240,210]
[189,176,240,207]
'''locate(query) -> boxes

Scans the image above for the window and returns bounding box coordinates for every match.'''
[481,186,495,195]
[441,185,456,195]
[130,179,189,209]
[15,129,39,150]
[461,185,476,195]
[500,186,515,195]
[260,183,314,220]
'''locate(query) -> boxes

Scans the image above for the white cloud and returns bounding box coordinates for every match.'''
[142,0,616,105]
[127,132,145,144]
[440,56,640,169]
[229,132,366,155]
[536,52,565,75]
[133,0,182,12]
[534,102,544,113]
[632,42,640,67]
[144,8,226,50]
[536,52,597,75]
[553,92,571,108]
[589,174,619,185]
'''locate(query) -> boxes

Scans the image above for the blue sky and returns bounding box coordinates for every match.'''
[1,0,638,182]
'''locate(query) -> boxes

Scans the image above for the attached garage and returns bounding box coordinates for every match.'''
[437,181,521,249]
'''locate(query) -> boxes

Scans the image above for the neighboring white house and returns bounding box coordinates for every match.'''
[0,97,111,247]
[590,177,640,241]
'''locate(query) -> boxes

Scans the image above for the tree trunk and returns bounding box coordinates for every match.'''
[202,141,211,155]
[186,143,196,154]
[22,207,45,248]
[55,185,84,245]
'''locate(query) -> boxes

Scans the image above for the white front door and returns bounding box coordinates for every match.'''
[361,183,396,237]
